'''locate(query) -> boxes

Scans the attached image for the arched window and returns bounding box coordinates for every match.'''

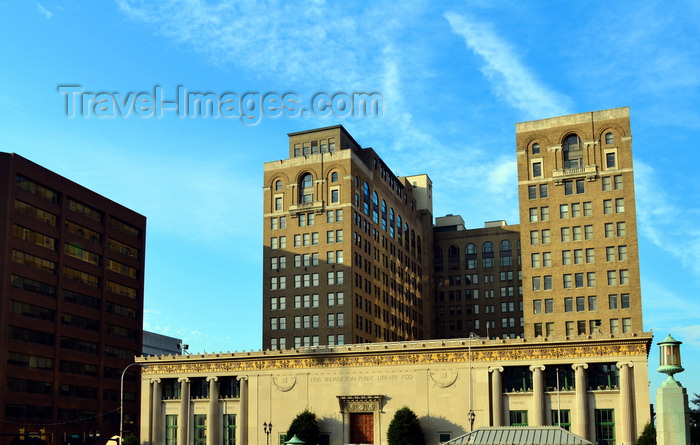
[532,143,541,154]
[299,173,313,203]
[563,134,583,169]
[274,180,282,191]
[500,240,513,266]
[417,236,422,257]
[500,240,512,252]
[482,242,494,253]
[331,172,339,183]
[448,245,460,270]
[404,223,410,249]
[605,132,614,145]
[434,247,444,272]
[363,182,370,215]
[372,192,379,223]
[381,200,387,231]
[465,243,477,269]
[389,208,395,238]
[482,242,495,268]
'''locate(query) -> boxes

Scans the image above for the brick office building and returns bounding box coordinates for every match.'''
[0,153,146,443]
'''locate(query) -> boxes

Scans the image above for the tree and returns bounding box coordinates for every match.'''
[286,409,320,445]
[635,421,656,445]
[123,435,139,445]
[387,406,425,445]
[691,393,700,444]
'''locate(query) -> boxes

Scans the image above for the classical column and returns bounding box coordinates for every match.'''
[488,367,504,426]
[530,365,546,426]
[151,379,162,445]
[572,364,589,439]
[237,376,248,445]
[178,378,190,445]
[140,378,154,444]
[616,362,634,445]
[207,377,219,445]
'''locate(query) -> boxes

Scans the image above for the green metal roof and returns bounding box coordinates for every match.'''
[444,427,593,445]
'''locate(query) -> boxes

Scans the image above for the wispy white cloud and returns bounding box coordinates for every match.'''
[36,2,52,19]
[444,11,571,120]
[635,160,700,277]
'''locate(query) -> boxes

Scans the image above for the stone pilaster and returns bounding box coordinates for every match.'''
[151,379,162,445]
[178,378,190,445]
[572,364,589,440]
[529,365,546,426]
[207,377,219,445]
[616,362,635,445]
[238,376,248,445]
[489,367,504,427]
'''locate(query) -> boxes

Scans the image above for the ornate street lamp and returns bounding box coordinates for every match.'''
[263,422,273,445]
[468,332,478,431]
[120,362,143,445]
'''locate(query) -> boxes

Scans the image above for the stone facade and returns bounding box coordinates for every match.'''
[137,334,652,445]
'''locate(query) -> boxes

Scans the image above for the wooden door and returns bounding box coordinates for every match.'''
[350,413,374,444]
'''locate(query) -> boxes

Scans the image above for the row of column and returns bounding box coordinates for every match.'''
[140,376,248,445]
[488,362,635,443]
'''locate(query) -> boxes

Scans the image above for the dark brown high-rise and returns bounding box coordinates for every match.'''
[0,153,146,443]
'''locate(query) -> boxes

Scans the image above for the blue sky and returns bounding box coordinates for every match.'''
[1,1,699,399]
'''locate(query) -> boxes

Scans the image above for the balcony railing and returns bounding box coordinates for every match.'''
[289,201,324,215]
[552,164,598,184]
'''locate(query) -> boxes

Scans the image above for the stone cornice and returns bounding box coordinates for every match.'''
[138,334,652,375]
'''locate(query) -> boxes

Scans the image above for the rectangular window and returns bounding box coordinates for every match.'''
[192,415,206,445]
[563,274,572,289]
[562,250,571,265]
[602,176,612,191]
[573,249,583,264]
[607,271,617,286]
[545,299,553,314]
[588,295,598,311]
[603,199,612,215]
[530,231,539,245]
[619,269,628,285]
[566,321,574,336]
[564,181,573,195]
[533,300,542,314]
[529,208,538,222]
[576,296,585,312]
[561,227,570,242]
[621,294,630,309]
[542,252,551,267]
[584,225,593,240]
[610,319,620,334]
[587,272,596,287]
[224,414,237,445]
[541,229,550,244]
[541,206,549,221]
[583,201,592,216]
[618,245,628,261]
[605,223,614,238]
[576,179,585,194]
[615,198,625,213]
[539,184,548,198]
[559,204,569,219]
[595,409,615,445]
[622,318,632,332]
[552,410,571,431]
[532,276,541,291]
[571,203,581,218]
[564,297,574,312]
[532,162,542,178]
[572,226,582,241]
[531,253,540,268]
[166,415,178,445]
[528,185,537,199]
[510,410,528,426]
[614,175,623,190]
[544,275,552,290]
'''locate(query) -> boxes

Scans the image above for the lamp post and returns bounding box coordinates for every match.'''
[263,422,273,445]
[120,362,143,445]
[468,332,477,431]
